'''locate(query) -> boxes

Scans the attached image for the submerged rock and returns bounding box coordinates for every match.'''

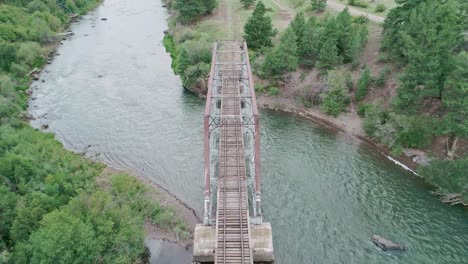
[372,235,406,251]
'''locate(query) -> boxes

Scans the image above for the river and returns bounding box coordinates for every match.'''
[29,0,468,263]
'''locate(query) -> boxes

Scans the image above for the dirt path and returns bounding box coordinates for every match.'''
[210,0,244,39]
[271,0,295,28]
[327,0,385,23]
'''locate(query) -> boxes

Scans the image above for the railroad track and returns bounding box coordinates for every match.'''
[214,42,253,264]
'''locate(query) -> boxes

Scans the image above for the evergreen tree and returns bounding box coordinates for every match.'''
[173,0,217,24]
[355,66,371,101]
[261,27,298,78]
[241,0,255,9]
[394,1,462,110]
[290,12,306,45]
[298,17,320,67]
[311,0,327,12]
[244,1,277,50]
[442,52,468,138]
[317,37,340,70]
[335,7,353,62]
[203,0,217,13]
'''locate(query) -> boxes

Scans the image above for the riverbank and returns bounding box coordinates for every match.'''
[99,167,199,246]
[0,1,195,262]
[163,0,466,206]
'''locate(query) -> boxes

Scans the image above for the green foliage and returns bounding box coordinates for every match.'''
[298,17,320,67]
[241,0,255,8]
[261,27,298,79]
[173,0,217,24]
[177,48,190,75]
[383,0,463,112]
[244,1,277,50]
[372,66,390,87]
[363,106,434,149]
[310,0,327,12]
[321,70,350,116]
[355,66,371,101]
[352,15,369,25]
[163,31,212,90]
[317,37,340,70]
[419,158,468,201]
[290,12,306,44]
[348,0,369,8]
[268,86,280,96]
[16,42,42,67]
[357,103,370,117]
[0,1,190,263]
[0,185,17,249]
[163,34,178,71]
[300,10,367,70]
[374,3,386,12]
[441,52,468,138]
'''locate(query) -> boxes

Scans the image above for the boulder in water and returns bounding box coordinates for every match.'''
[372,235,406,251]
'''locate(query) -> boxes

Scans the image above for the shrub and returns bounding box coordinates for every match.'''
[311,0,327,12]
[357,103,370,117]
[268,86,280,96]
[320,70,351,116]
[372,66,390,87]
[374,3,386,12]
[419,158,468,202]
[348,0,369,8]
[356,66,371,101]
[396,116,434,148]
[353,15,369,24]
[321,88,349,116]
[255,84,266,94]
[17,42,42,67]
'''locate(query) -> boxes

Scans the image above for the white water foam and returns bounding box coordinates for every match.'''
[386,155,420,176]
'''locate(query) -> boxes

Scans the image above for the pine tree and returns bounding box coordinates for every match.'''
[442,52,468,138]
[261,27,298,78]
[241,0,255,9]
[298,17,320,67]
[335,7,353,62]
[203,0,217,13]
[290,12,306,45]
[395,1,462,110]
[311,0,327,12]
[355,66,371,101]
[317,37,340,70]
[244,1,277,50]
[173,0,217,24]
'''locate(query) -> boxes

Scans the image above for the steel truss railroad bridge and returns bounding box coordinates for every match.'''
[193,41,274,264]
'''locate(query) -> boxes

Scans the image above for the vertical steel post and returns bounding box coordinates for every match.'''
[243,41,262,219]
[203,42,218,225]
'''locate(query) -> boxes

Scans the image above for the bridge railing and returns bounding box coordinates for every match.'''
[203,41,262,225]
[243,41,262,220]
[203,42,218,225]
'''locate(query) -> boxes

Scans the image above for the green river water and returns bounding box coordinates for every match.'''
[28,0,468,263]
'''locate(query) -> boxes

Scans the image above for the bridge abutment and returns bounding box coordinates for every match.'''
[193,223,274,263]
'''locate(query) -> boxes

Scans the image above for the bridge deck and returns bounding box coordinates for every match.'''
[215,42,253,264]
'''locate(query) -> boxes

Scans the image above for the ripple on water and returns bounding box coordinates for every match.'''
[28,0,468,263]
